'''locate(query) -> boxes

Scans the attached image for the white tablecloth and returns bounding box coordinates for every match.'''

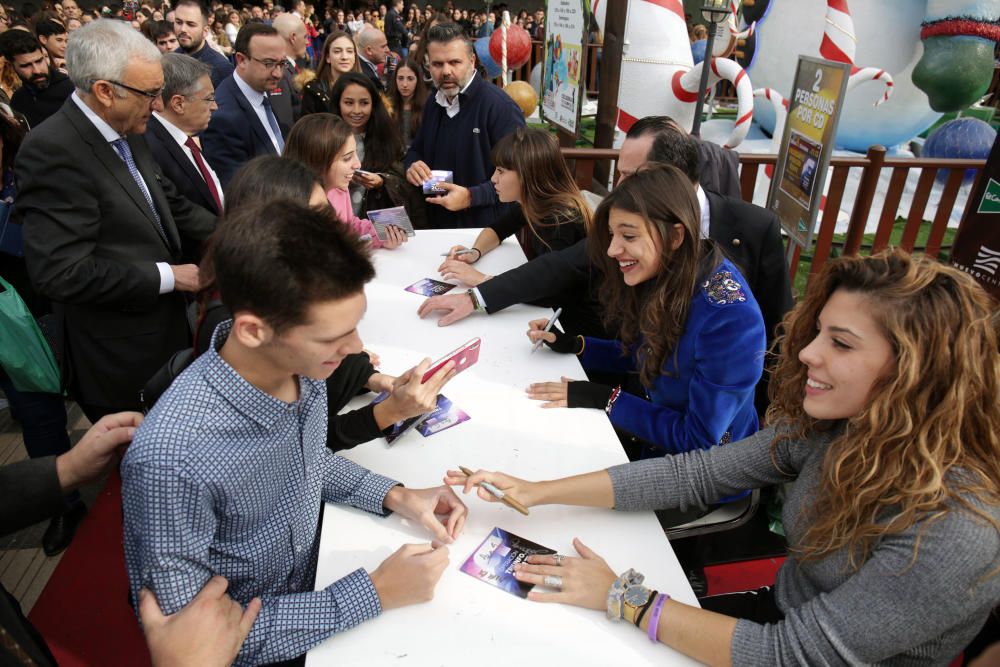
[307,230,700,666]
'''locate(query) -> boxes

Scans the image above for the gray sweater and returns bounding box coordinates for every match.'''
[607,425,1000,666]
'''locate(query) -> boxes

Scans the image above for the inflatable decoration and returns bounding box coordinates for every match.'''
[505,80,540,116]
[474,36,503,79]
[591,0,756,148]
[923,117,997,183]
[745,0,1000,152]
[490,23,532,70]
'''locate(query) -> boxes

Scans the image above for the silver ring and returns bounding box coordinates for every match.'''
[553,554,565,566]
[543,574,563,589]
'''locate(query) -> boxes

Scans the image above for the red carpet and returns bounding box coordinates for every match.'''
[27,469,151,667]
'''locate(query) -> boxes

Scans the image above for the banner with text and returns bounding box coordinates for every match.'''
[767,56,850,249]
[542,0,588,136]
[950,132,1000,299]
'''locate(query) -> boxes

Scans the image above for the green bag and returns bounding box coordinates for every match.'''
[0,275,61,393]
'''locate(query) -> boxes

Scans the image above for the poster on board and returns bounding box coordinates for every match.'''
[950,132,1000,300]
[542,0,588,136]
[767,56,850,250]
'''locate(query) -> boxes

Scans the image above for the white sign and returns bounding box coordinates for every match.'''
[542,0,588,135]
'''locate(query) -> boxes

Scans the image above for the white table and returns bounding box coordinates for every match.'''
[307,230,699,666]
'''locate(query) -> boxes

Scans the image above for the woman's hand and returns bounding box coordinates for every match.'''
[381,225,408,249]
[442,245,479,264]
[513,537,616,610]
[525,377,575,408]
[442,468,543,508]
[438,259,488,287]
[352,171,384,189]
[526,318,557,346]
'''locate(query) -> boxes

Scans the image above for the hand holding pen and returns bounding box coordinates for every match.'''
[444,467,534,515]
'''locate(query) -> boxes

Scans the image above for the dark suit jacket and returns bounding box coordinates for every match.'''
[144,116,220,262]
[269,65,301,130]
[478,190,793,412]
[359,56,384,91]
[201,74,288,187]
[15,99,217,410]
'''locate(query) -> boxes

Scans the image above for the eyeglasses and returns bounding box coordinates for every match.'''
[185,92,216,103]
[249,57,286,71]
[100,79,165,101]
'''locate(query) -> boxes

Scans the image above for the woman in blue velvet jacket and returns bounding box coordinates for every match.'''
[526,165,766,459]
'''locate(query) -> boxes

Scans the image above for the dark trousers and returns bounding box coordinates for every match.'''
[0,370,79,506]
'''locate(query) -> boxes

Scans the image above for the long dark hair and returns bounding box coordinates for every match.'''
[329,71,402,172]
[491,127,590,248]
[387,58,427,139]
[589,165,722,387]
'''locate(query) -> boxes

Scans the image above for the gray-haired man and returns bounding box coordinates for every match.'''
[145,52,224,223]
[15,19,217,421]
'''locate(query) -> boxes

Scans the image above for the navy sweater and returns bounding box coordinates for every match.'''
[404,73,525,228]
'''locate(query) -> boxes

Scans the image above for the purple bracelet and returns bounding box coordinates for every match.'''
[647,593,669,643]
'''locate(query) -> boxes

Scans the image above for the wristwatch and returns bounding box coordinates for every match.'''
[606,568,643,621]
[466,288,485,312]
[622,584,655,626]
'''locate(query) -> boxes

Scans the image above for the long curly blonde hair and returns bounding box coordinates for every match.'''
[767,249,1000,571]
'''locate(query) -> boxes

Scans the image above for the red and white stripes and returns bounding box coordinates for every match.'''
[818,0,894,106]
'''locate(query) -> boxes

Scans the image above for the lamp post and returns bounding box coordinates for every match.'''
[690,0,730,137]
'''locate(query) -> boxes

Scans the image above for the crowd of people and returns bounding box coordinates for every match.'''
[0,2,998,666]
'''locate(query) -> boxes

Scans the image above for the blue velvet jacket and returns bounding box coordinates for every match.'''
[580,258,766,457]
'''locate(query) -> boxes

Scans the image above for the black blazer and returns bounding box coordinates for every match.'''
[16,99,217,410]
[145,116,221,215]
[201,74,288,187]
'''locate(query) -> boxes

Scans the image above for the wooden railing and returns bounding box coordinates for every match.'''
[559,145,986,282]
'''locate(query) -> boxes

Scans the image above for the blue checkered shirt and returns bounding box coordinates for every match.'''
[122,320,400,665]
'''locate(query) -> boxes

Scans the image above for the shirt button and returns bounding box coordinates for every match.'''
[732,238,741,246]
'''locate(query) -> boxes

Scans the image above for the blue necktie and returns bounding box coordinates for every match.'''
[261,94,285,152]
[111,138,167,242]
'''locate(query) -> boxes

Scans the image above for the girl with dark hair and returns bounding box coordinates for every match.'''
[329,71,411,219]
[525,165,765,466]
[387,57,426,150]
[284,113,406,249]
[301,30,360,116]
[437,126,595,332]
[449,247,1000,666]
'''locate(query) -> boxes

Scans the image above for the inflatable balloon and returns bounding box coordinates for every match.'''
[490,23,532,69]
[923,118,997,184]
[529,62,543,96]
[504,80,539,117]
[474,36,502,79]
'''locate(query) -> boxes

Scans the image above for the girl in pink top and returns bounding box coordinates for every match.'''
[284,113,408,249]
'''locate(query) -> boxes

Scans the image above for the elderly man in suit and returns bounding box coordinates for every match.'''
[16,19,217,422]
[201,23,288,187]
[145,53,223,262]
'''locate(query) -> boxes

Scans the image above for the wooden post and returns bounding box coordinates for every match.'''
[842,145,886,256]
[592,1,627,189]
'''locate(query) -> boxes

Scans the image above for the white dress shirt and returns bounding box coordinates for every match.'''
[233,71,283,152]
[71,92,175,294]
[434,71,477,118]
[152,112,225,209]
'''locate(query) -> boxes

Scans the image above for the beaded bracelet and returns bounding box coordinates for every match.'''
[605,385,622,415]
[647,593,669,643]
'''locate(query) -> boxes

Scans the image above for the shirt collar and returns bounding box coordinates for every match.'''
[234,71,266,107]
[433,71,477,117]
[152,112,192,147]
[71,91,123,142]
[203,319,317,429]
[696,185,711,239]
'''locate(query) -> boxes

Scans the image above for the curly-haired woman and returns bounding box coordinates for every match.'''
[449,247,1000,666]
